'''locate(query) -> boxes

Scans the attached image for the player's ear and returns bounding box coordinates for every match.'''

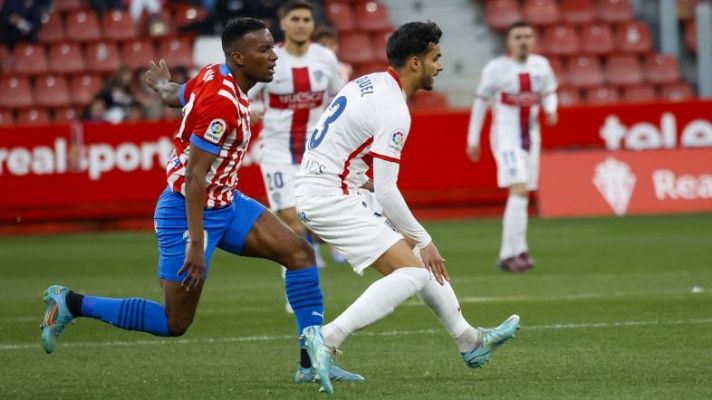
[231,51,246,68]
[409,56,421,73]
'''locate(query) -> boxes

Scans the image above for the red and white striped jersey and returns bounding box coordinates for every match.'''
[474,54,557,151]
[296,69,410,196]
[166,63,251,209]
[249,43,342,165]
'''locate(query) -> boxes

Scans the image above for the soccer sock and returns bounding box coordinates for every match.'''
[284,266,325,336]
[516,195,530,255]
[417,279,480,352]
[71,292,170,336]
[500,195,528,259]
[322,267,430,349]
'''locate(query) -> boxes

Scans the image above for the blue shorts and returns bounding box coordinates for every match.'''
[153,187,266,282]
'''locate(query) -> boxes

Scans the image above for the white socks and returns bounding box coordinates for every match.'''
[500,194,529,259]
[322,267,430,349]
[418,279,480,352]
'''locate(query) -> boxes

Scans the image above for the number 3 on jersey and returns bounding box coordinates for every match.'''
[308,96,347,150]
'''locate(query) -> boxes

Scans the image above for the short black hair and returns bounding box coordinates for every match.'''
[386,21,442,68]
[312,26,337,42]
[506,21,532,37]
[221,17,267,55]
[278,0,314,19]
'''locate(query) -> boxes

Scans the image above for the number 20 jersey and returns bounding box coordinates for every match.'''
[296,69,410,196]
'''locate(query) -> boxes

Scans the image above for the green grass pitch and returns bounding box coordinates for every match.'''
[1,213,711,399]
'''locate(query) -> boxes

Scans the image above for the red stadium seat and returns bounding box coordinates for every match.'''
[543,25,580,56]
[54,107,79,123]
[34,75,71,108]
[409,91,447,110]
[49,43,86,74]
[0,76,33,108]
[561,0,595,24]
[0,110,15,126]
[0,46,10,73]
[69,73,103,106]
[356,1,392,32]
[173,4,207,28]
[38,12,66,43]
[580,23,615,55]
[338,33,376,65]
[17,108,51,125]
[353,61,388,78]
[121,39,158,70]
[585,86,620,104]
[103,10,139,41]
[566,56,604,88]
[523,0,560,26]
[53,0,85,12]
[546,56,567,85]
[598,0,633,23]
[485,0,523,32]
[557,86,582,106]
[606,55,643,86]
[12,43,48,75]
[325,2,356,32]
[660,82,694,102]
[372,31,390,63]
[158,38,194,68]
[676,0,698,21]
[66,10,102,42]
[616,21,653,54]
[622,85,657,103]
[644,54,680,84]
[86,41,121,73]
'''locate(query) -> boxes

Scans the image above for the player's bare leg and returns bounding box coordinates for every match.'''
[161,280,204,336]
[498,182,532,272]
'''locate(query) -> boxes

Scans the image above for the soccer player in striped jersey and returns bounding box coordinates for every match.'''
[39,18,339,394]
[466,21,558,273]
[295,21,520,375]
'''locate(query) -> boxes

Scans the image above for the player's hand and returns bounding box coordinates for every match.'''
[360,179,374,192]
[144,59,172,92]
[546,112,558,126]
[466,145,481,162]
[419,242,450,285]
[249,108,264,126]
[178,243,205,291]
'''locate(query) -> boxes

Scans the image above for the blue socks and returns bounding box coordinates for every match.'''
[80,296,171,337]
[284,266,325,338]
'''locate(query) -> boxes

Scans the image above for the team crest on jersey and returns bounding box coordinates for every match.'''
[388,130,405,153]
[313,70,324,83]
[205,119,227,143]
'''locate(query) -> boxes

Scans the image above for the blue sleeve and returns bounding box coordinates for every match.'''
[178,84,187,107]
[190,134,220,155]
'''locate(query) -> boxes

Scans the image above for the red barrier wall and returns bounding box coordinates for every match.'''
[1,100,711,224]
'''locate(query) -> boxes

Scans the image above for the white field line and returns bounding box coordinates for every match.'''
[2,318,712,352]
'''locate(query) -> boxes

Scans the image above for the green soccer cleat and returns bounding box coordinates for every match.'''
[301,326,334,394]
[40,285,75,354]
[294,364,365,383]
[462,314,520,368]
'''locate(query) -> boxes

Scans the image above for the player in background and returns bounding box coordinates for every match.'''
[39,18,336,394]
[466,21,558,273]
[295,21,520,374]
[312,26,353,84]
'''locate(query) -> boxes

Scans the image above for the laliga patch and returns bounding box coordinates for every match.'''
[388,130,406,153]
[205,119,227,144]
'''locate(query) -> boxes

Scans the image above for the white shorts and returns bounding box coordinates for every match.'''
[259,160,299,211]
[295,190,402,275]
[493,145,540,190]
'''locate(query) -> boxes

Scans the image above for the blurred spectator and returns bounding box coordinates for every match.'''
[313,26,353,83]
[126,101,147,121]
[0,0,51,50]
[90,0,122,15]
[95,67,136,123]
[82,98,108,122]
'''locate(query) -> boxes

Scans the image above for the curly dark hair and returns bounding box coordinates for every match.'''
[221,17,267,55]
[386,21,442,68]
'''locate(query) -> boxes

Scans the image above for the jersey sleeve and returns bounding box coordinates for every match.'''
[476,61,499,101]
[368,105,410,163]
[326,51,345,96]
[541,59,559,114]
[189,88,239,155]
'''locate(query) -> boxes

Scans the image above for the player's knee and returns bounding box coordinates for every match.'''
[283,238,315,269]
[509,183,528,197]
[167,314,194,337]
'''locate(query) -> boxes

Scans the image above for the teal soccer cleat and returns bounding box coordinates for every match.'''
[294,363,365,383]
[301,326,334,394]
[40,285,75,354]
[462,314,520,368]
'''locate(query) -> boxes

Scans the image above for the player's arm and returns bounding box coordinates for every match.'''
[144,60,183,108]
[180,145,217,290]
[541,60,559,126]
[466,63,497,162]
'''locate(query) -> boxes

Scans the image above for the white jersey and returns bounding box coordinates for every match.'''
[250,43,342,165]
[296,70,410,196]
[472,54,557,151]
